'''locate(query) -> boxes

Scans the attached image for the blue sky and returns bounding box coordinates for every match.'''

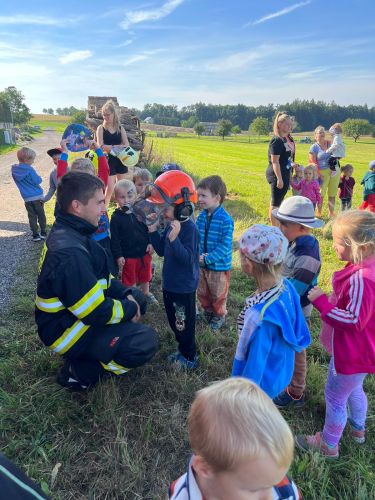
[0,0,374,112]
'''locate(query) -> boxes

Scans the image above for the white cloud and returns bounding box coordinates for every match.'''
[59,50,93,64]
[123,54,148,66]
[0,14,72,26]
[117,40,134,48]
[286,68,326,79]
[247,1,312,27]
[120,0,185,29]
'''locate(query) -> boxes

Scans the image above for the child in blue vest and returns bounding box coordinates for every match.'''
[196,175,234,330]
[232,224,311,398]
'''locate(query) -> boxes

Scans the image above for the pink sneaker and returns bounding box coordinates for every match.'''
[349,426,365,444]
[295,432,339,458]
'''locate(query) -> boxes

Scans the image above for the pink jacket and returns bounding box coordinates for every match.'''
[312,256,375,375]
[290,179,321,205]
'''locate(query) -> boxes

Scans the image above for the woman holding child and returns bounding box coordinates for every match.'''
[309,126,339,218]
[266,112,295,224]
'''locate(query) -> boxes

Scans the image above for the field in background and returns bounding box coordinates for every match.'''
[0,130,374,498]
[30,114,69,133]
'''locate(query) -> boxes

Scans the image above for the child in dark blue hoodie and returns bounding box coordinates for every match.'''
[147,170,200,369]
[12,147,46,241]
[232,224,311,398]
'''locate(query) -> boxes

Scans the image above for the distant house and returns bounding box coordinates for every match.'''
[0,101,15,144]
[200,122,219,136]
[144,116,154,124]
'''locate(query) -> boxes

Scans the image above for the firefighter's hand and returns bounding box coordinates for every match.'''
[146,244,154,255]
[307,286,325,302]
[127,294,141,322]
[168,220,181,242]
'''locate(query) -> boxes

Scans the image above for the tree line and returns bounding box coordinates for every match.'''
[136,100,375,131]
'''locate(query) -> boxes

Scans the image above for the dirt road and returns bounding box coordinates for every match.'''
[0,130,60,310]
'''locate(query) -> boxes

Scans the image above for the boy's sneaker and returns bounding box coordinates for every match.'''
[295,432,339,459]
[32,235,41,242]
[273,390,305,408]
[40,233,47,240]
[146,293,159,305]
[210,315,225,331]
[203,311,213,324]
[348,419,365,444]
[167,351,198,370]
[56,361,89,392]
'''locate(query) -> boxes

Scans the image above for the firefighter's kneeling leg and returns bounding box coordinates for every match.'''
[67,322,159,386]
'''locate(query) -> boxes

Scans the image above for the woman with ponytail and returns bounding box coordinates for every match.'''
[96,100,130,205]
[266,112,295,224]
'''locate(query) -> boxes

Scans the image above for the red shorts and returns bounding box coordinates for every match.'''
[359,194,375,213]
[121,254,152,286]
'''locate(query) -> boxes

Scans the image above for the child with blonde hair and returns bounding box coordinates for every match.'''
[110,180,157,304]
[133,168,153,195]
[232,225,311,398]
[169,377,300,500]
[297,210,375,458]
[338,163,355,210]
[290,164,321,208]
[291,163,304,195]
[326,122,346,176]
[12,147,47,241]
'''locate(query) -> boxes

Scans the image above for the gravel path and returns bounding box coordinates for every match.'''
[0,130,60,310]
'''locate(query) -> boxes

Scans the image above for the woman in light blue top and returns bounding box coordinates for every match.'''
[309,126,339,217]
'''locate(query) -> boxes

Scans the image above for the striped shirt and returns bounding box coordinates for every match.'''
[169,458,301,500]
[282,235,321,308]
[196,206,234,271]
[237,282,283,337]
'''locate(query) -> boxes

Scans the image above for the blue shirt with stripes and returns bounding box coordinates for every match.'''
[196,206,234,271]
[282,234,321,308]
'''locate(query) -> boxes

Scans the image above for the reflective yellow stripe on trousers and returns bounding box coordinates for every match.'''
[50,320,89,354]
[100,360,130,375]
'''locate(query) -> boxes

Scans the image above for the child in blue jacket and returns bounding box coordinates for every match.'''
[232,224,311,398]
[12,147,46,241]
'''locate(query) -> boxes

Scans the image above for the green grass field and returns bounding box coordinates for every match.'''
[0,132,374,499]
[0,144,17,155]
[30,114,69,133]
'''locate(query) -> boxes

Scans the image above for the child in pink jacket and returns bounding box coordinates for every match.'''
[296,210,375,458]
[290,164,321,208]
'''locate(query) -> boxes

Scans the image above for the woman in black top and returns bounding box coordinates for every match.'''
[96,100,130,205]
[265,112,295,224]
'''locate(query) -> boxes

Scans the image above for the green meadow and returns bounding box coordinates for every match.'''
[0,130,374,499]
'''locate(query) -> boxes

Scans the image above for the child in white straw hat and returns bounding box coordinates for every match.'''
[272,196,324,408]
[232,224,311,398]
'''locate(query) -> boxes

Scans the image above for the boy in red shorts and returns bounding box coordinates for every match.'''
[110,179,158,304]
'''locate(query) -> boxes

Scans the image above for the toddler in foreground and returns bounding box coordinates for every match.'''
[169,377,301,500]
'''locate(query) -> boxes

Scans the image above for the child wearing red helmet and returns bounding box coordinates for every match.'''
[147,171,200,369]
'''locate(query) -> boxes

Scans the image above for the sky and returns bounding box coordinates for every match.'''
[0,0,374,112]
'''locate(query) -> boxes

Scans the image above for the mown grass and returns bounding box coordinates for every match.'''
[30,115,69,133]
[0,135,374,499]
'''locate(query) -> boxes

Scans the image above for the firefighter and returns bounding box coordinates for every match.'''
[35,171,158,390]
